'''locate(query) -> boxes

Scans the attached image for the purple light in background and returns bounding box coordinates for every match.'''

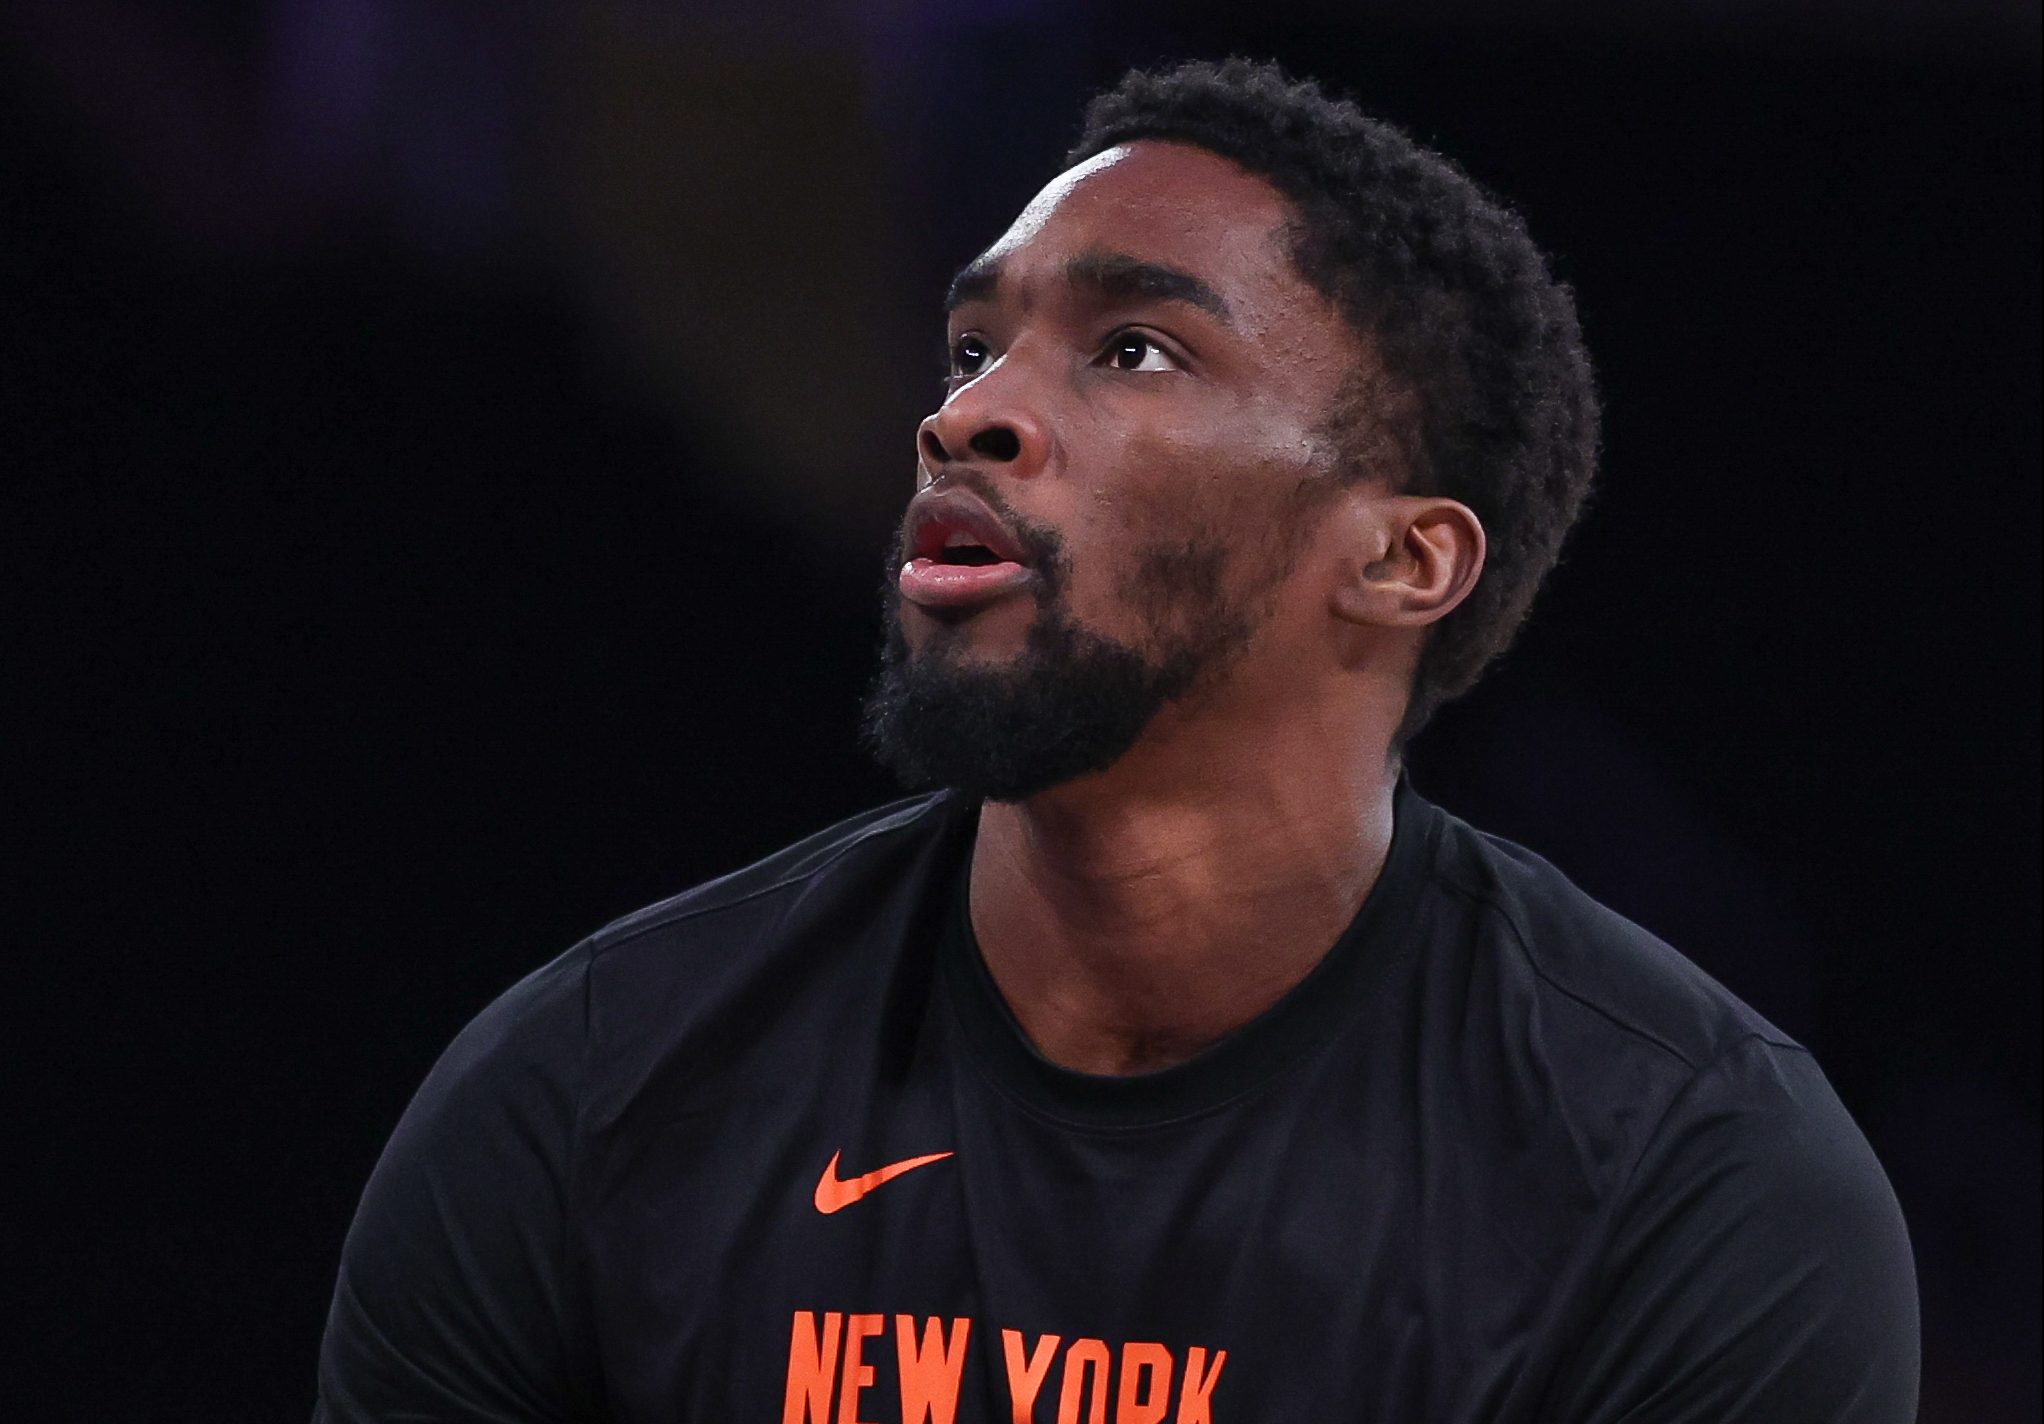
[266,0,393,192]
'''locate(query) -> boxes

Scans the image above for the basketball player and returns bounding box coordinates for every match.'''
[316,59,1918,1422]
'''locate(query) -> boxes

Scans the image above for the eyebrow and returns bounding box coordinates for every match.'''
[943,250,1235,326]
[943,257,1003,313]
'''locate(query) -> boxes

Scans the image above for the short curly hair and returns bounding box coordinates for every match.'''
[1066,59,1600,745]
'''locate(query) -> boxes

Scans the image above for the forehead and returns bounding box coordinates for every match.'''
[971,141,1308,315]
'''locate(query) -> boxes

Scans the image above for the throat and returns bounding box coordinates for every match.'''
[964,784,1398,1070]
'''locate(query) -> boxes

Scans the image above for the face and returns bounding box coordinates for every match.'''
[862,141,1369,801]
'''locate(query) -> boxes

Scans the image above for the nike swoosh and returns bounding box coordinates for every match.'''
[813,1148,955,1215]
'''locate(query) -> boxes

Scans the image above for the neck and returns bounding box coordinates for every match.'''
[967,703,1399,1076]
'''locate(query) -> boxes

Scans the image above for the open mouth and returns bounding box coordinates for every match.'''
[898,493,1037,612]
[908,513,1030,570]
[932,541,1003,567]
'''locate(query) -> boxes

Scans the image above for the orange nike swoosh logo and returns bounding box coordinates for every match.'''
[813,1149,955,1215]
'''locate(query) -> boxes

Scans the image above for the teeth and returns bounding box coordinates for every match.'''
[942,530,976,549]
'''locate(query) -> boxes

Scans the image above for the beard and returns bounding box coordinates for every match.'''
[859,495,1268,803]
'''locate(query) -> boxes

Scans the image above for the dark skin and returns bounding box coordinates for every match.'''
[908,141,1485,1075]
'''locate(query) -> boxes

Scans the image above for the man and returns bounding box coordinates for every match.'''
[316,60,1918,1422]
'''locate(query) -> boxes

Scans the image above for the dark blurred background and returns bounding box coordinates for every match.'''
[6,1,2038,1417]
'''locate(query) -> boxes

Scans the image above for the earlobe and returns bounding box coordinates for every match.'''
[1330,496,1485,629]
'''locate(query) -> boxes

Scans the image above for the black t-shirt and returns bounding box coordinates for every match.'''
[315,784,1918,1422]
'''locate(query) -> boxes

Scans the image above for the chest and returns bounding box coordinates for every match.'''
[573,1026,1608,1423]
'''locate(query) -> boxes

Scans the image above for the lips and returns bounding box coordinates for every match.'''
[897,487,1037,612]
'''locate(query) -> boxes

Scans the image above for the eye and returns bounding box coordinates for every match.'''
[1103,331,1177,373]
[949,334,992,378]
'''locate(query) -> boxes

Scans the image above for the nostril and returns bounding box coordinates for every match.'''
[920,428,949,464]
[970,426,1021,462]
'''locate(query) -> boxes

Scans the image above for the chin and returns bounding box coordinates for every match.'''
[902,603,1037,659]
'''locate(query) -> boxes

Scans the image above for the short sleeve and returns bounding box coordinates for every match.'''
[314,944,601,1423]
[1545,1036,1920,1423]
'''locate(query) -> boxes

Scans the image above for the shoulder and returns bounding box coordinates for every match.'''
[418,793,966,1070]
[390,791,971,1138]
[1405,795,1878,1213]
[562,791,976,1122]
[1407,801,1917,1415]
[1411,792,1902,1201]
[1420,798,1797,1074]
[1547,1034,1919,1421]
[587,791,967,958]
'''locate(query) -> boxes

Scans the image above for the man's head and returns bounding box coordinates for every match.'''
[863,59,1599,800]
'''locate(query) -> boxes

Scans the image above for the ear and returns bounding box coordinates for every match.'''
[1328,493,1486,630]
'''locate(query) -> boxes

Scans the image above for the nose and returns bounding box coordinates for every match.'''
[916,359,1051,484]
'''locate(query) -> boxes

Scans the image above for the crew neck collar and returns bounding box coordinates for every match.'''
[938,779,1439,1131]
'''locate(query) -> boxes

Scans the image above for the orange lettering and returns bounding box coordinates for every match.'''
[782,1312,841,1424]
[1174,1347,1226,1424]
[836,1314,885,1424]
[896,1315,971,1424]
[1002,1329,1062,1423]
[1115,1342,1173,1424]
[1056,1338,1110,1424]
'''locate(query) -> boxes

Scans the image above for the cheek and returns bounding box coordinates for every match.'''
[1110,407,1328,556]
[1079,414,1250,534]
[1058,421,1321,637]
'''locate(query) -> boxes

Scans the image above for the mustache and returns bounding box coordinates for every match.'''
[887,470,1068,578]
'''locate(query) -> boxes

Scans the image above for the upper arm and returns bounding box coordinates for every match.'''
[1545,1038,1919,1423]
[315,945,601,1423]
